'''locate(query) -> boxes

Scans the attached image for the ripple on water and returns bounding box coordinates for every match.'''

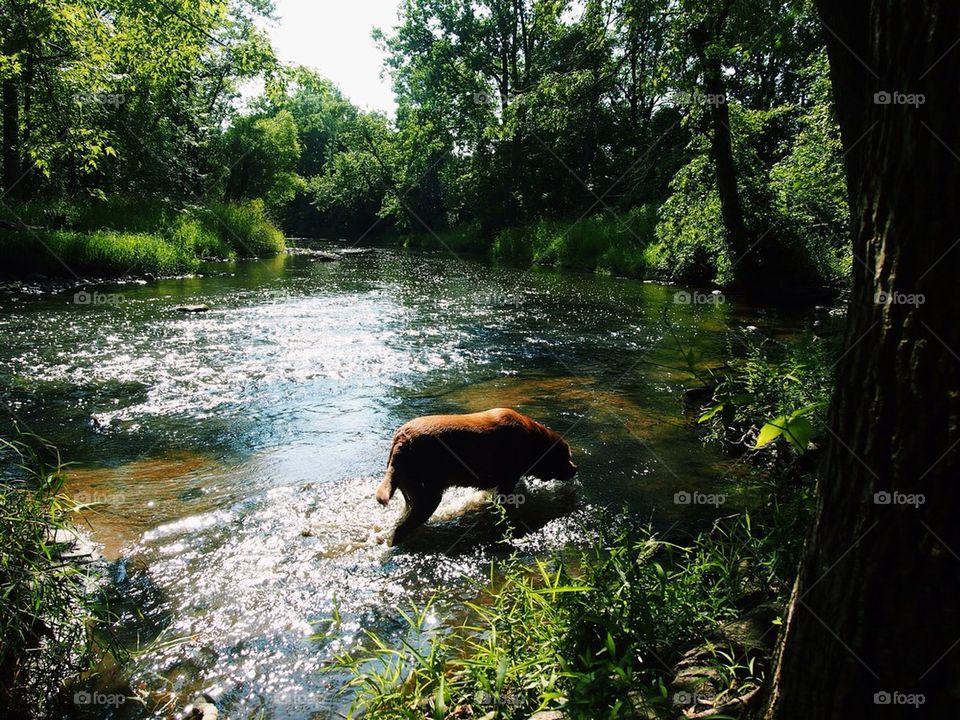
[107,470,593,717]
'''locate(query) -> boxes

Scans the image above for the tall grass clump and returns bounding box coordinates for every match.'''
[329,511,793,719]
[0,196,284,278]
[0,437,105,714]
[207,199,285,257]
[492,205,658,277]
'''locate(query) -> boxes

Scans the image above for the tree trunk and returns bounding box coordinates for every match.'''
[690,17,753,279]
[761,2,960,718]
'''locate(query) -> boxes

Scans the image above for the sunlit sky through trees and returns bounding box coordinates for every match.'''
[248,0,401,113]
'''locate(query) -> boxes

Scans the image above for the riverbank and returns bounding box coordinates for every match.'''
[402,207,849,297]
[0,198,285,279]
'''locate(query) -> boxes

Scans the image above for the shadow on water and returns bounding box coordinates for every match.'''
[0,245,815,718]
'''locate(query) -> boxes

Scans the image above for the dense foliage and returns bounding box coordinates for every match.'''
[2,0,850,286]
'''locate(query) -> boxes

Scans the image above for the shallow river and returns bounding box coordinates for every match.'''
[0,246,811,718]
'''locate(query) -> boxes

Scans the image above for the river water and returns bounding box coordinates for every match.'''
[0,246,807,718]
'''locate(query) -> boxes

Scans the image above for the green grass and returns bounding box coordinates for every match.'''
[0,197,285,278]
[328,511,796,719]
[0,228,200,276]
[0,437,102,712]
[492,205,659,277]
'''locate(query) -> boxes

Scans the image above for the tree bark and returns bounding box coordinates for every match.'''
[761,2,960,718]
[690,12,753,279]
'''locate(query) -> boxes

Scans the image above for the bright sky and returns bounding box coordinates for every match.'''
[258,0,402,113]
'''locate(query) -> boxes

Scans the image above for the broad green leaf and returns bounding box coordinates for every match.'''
[755,417,787,448]
[783,416,814,452]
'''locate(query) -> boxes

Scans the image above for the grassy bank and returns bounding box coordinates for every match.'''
[404,207,661,279]
[0,197,285,278]
[330,511,800,719]
[400,198,848,291]
[0,438,104,714]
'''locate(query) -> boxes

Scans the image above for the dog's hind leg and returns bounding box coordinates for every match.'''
[390,487,443,546]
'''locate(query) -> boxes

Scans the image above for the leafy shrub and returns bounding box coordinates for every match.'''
[698,332,837,459]
[651,152,733,285]
[770,52,851,286]
[652,92,848,289]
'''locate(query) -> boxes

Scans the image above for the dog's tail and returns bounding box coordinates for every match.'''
[377,435,403,506]
[376,466,395,506]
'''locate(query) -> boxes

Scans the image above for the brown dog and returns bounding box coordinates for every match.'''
[375,408,577,545]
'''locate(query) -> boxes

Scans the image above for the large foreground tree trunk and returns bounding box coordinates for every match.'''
[762,2,960,718]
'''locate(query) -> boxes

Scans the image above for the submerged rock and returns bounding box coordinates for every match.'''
[173,304,210,313]
[46,527,102,563]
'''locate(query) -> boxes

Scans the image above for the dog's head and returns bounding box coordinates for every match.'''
[532,436,578,481]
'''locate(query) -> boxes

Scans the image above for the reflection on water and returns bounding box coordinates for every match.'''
[0,247,806,718]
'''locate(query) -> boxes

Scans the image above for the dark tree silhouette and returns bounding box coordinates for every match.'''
[761,2,960,718]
